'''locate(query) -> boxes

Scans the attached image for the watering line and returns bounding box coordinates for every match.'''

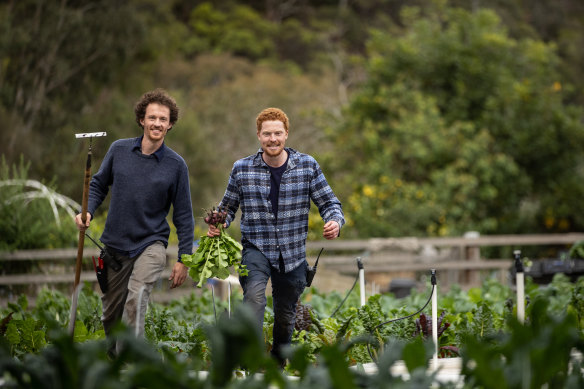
[329,257,363,318]
[366,269,437,363]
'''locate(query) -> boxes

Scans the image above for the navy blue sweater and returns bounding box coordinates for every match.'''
[88,137,194,259]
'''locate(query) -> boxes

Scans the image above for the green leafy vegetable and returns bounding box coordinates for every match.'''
[181,207,247,287]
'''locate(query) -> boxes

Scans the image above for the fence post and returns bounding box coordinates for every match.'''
[463,231,481,286]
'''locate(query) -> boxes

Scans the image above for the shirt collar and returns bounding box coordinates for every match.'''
[253,148,296,169]
[132,136,166,161]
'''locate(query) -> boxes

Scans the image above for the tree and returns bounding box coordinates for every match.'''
[182,2,276,60]
[326,6,584,237]
[0,0,147,177]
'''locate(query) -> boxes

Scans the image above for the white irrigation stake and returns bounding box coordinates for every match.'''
[431,269,438,371]
[357,257,366,306]
[514,250,525,324]
[136,285,147,337]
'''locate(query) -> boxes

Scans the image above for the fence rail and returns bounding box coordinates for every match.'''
[1,233,583,290]
[305,233,584,250]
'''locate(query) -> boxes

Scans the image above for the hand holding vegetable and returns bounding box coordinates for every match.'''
[207,211,225,237]
[181,206,247,287]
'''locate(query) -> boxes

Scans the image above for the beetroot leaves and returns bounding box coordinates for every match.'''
[181,207,247,287]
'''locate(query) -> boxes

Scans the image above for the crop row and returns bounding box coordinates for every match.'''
[1,274,584,387]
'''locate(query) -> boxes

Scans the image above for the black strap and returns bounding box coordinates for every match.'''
[85,232,104,250]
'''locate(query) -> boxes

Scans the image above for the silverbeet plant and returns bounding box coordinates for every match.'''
[181,206,247,287]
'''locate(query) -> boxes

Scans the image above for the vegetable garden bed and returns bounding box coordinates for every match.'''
[1,273,584,388]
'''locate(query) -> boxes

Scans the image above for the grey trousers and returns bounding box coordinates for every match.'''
[101,241,166,340]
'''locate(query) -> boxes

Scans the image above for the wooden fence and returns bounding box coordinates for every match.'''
[1,233,583,298]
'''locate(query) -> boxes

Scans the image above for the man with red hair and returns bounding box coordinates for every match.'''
[208,107,345,366]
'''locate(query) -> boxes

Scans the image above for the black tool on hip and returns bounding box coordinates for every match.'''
[85,233,122,272]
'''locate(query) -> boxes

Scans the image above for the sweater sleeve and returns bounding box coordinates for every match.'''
[172,161,195,259]
[87,142,115,216]
[309,159,345,229]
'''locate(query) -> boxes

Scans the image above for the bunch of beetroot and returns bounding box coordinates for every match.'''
[181,206,247,287]
[204,206,227,226]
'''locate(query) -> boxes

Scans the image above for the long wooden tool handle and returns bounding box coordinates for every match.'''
[74,150,92,287]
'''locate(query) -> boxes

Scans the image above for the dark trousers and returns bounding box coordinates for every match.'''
[239,246,307,362]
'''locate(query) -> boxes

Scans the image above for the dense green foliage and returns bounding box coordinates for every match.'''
[327,6,584,237]
[1,275,584,387]
[1,0,583,248]
[0,157,77,251]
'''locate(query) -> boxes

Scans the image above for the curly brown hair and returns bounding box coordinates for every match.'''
[256,107,289,133]
[134,88,179,130]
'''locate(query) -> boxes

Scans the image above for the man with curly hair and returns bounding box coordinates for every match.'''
[75,89,194,355]
[207,107,345,367]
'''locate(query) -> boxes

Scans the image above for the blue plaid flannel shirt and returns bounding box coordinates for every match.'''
[220,148,345,273]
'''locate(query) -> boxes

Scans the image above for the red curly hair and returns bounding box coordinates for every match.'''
[256,107,289,133]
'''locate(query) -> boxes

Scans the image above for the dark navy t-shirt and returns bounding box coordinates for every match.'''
[267,155,288,219]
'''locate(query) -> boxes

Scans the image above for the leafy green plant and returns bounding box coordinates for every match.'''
[529,273,576,315]
[4,315,47,358]
[0,326,206,389]
[0,156,78,251]
[145,304,209,360]
[461,298,584,388]
[569,240,584,259]
[32,288,71,327]
[181,207,247,287]
[567,277,584,331]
